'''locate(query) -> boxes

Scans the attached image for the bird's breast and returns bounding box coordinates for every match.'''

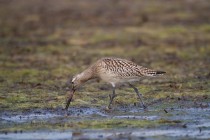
[98,69,140,84]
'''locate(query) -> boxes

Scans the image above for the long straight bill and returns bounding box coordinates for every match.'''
[65,88,76,110]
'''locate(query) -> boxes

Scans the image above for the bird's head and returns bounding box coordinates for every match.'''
[65,67,95,110]
[65,72,87,110]
[71,73,85,90]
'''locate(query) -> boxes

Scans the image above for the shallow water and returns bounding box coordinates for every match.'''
[0,128,210,140]
[1,107,210,139]
[1,113,62,123]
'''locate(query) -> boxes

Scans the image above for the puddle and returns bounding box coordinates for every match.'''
[1,113,61,123]
[164,108,210,123]
[130,129,210,139]
[113,115,159,120]
[190,122,210,128]
[0,107,108,123]
[1,107,210,139]
[66,107,108,117]
[0,131,72,140]
[0,128,210,140]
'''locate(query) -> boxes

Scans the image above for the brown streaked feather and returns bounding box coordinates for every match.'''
[97,57,165,79]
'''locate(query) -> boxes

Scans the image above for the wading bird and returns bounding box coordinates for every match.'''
[65,57,165,110]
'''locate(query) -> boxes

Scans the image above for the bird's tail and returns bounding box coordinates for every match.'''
[142,68,166,77]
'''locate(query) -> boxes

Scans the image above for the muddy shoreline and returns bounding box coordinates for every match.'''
[1,106,210,139]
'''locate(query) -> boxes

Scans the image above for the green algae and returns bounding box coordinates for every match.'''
[0,117,183,132]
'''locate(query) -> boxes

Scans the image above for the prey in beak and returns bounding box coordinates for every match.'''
[65,84,76,110]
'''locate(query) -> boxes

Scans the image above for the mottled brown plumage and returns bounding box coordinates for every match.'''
[66,57,165,110]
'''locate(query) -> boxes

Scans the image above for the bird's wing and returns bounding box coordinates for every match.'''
[101,58,165,77]
[101,58,143,77]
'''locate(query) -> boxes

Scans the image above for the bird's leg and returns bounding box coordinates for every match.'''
[129,83,147,109]
[107,87,117,109]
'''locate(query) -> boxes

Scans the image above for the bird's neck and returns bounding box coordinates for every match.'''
[79,67,96,83]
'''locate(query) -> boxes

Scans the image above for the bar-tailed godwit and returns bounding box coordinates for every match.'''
[65,57,165,110]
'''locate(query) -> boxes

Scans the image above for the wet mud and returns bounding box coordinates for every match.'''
[1,0,210,139]
[0,106,210,139]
